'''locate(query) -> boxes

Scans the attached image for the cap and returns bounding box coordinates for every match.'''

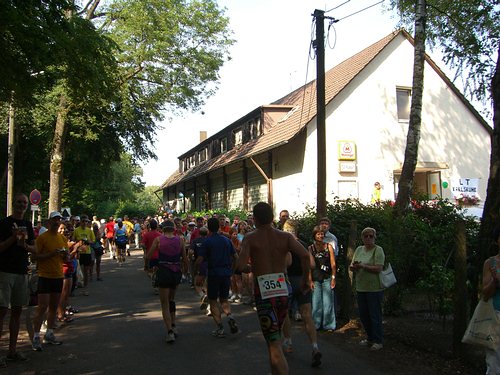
[74,216,80,221]
[225,218,230,223]
[116,218,122,222]
[49,211,62,219]
[100,219,106,224]
[160,220,175,229]
[188,221,196,226]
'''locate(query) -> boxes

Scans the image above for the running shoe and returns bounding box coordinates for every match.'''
[172,325,179,338]
[359,339,371,346]
[200,295,208,310]
[166,331,175,343]
[311,350,322,367]
[43,333,62,345]
[370,343,383,351]
[32,337,42,351]
[211,327,225,338]
[6,352,28,362]
[228,317,239,334]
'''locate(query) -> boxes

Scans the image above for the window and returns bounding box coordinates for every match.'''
[198,148,207,162]
[249,118,262,140]
[233,129,243,146]
[396,88,411,121]
[220,138,227,153]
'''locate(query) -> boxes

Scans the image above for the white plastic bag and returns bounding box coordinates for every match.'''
[462,299,500,350]
[379,263,397,288]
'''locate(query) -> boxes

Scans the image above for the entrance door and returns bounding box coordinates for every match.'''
[393,170,442,199]
[427,171,441,199]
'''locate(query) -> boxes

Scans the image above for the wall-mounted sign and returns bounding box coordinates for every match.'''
[450,178,479,198]
[338,141,356,160]
[339,161,356,173]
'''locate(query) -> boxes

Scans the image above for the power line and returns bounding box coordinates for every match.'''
[325,0,351,13]
[336,0,385,22]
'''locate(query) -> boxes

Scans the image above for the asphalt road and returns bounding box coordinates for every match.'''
[3,247,385,375]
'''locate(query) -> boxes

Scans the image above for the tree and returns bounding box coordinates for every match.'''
[394,0,427,215]
[46,0,234,212]
[391,0,499,308]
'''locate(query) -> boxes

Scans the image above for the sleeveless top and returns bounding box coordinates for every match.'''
[490,258,500,311]
[158,235,181,272]
[309,243,332,282]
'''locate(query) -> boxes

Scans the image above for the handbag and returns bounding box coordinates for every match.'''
[462,298,500,350]
[379,263,397,288]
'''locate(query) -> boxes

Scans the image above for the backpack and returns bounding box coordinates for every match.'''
[115,228,128,244]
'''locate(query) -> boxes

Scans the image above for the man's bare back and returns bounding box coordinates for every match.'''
[242,226,294,276]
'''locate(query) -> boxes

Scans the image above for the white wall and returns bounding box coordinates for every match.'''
[273,33,491,214]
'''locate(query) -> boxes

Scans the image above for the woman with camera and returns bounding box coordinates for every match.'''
[309,225,336,331]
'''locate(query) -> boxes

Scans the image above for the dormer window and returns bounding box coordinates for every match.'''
[221,137,227,153]
[249,118,262,140]
[233,129,243,146]
[198,148,207,162]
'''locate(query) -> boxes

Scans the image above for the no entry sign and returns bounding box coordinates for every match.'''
[29,189,42,205]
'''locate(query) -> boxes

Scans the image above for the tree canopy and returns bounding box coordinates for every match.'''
[390,0,499,112]
[1,0,234,216]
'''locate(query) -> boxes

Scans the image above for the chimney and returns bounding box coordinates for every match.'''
[200,131,207,143]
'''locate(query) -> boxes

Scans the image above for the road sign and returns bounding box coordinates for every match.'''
[29,189,42,205]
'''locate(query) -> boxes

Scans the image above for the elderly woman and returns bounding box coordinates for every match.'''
[482,226,500,374]
[350,227,385,351]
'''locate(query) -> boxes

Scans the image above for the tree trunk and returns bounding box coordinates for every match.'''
[48,94,69,213]
[478,46,500,268]
[394,0,427,216]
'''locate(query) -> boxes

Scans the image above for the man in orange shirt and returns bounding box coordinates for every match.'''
[218,215,231,238]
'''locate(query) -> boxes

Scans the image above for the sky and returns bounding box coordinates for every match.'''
[140,1,414,186]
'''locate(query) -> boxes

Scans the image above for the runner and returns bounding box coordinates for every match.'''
[190,227,209,313]
[281,219,322,367]
[237,202,310,375]
[114,221,128,265]
[194,218,239,338]
[146,220,187,343]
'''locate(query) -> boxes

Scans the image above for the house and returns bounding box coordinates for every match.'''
[158,29,491,216]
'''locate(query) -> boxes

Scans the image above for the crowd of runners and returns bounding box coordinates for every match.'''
[1,193,387,374]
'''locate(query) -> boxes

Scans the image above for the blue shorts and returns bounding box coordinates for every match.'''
[207,275,231,301]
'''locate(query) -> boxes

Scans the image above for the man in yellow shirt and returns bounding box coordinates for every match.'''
[122,216,134,256]
[32,211,68,350]
[72,215,95,296]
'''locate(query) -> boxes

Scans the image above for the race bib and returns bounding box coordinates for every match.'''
[257,273,288,299]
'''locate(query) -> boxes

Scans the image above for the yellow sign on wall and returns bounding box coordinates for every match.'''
[338,141,356,161]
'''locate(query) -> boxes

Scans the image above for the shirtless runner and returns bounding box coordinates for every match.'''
[237,202,310,375]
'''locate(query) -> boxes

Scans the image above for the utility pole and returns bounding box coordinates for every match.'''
[314,9,327,220]
[7,94,15,216]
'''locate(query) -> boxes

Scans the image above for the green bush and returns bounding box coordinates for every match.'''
[294,198,479,316]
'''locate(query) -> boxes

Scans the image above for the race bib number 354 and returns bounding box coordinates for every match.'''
[257,273,288,299]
